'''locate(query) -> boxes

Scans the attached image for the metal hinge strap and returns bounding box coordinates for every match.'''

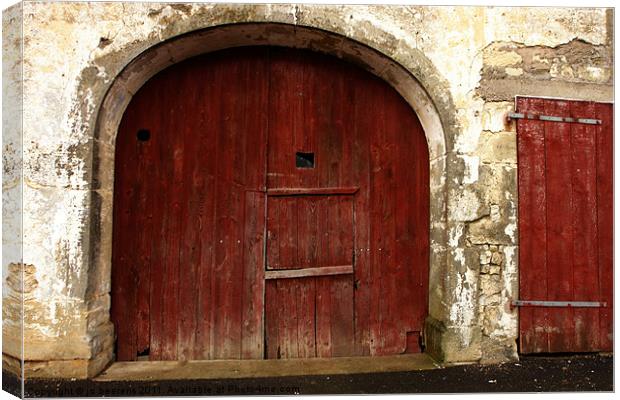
[508,112,602,125]
[511,300,607,308]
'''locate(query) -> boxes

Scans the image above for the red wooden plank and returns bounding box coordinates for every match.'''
[212,54,244,359]
[277,197,297,270]
[194,59,219,360]
[295,198,319,358]
[145,86,165,360]
[379,85,403,355]
[111,94,137,361]
[266,197,281,270]
[542,98,574,353]
[315,275,333,357]
[314,196,333,357]
[297,196,318,268]
[267,48,303,189]
[279,279,298,358]
[350,72,373,356]
[391,87,428,347]
[367,82,388,356]
[596,103,613,351]
[296,278,317,358]
[328,197,343,265]
[134,100,155,358]
[161,75,185,360]
[316,59,343,189]
[569,100,600,352]
[241,191,266,359]
[412,108,430,326]
[326,275,355,357]
[516,97,549,353]
[175,65,203,360]
[195,173,215,360]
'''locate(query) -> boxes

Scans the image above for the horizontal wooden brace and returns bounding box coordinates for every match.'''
[507,112,601,125]
[511,300,607,308]
[267,187,359,196]
[265,265,353,280]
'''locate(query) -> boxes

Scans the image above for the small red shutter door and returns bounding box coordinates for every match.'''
[516,97,613,353]
[264,194,356,358]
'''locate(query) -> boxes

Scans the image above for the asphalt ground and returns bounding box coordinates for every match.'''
[2,353,612,397]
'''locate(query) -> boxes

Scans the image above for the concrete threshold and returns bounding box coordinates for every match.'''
[94,354,441,381]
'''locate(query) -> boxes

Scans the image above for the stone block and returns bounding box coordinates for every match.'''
[478,131,517,164]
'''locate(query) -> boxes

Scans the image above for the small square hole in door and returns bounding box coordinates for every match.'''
[296,152,315,168]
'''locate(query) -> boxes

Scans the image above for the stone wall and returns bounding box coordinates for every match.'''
[2,2,613,378]
[3,1,24,379]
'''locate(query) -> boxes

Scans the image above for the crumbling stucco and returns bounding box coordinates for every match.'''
[2,2,613,378]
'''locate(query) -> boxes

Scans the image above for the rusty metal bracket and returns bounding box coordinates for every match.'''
[507,112,602,125]
[511,300,607,309]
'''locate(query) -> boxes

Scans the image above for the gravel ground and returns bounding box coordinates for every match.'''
[2,353,612,397]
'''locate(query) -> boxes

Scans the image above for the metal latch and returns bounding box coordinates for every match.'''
[511,300,607,309]
[507,112,602,125]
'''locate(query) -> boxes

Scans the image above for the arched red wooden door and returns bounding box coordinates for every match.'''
[111,47,429,361]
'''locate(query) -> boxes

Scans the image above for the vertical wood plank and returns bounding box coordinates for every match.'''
[326,275,355,357]
[133,93,154,357]
[296,198,318,358]
[175,63,199,361]
[194,57,219,359]
[412,104,430,327]
[351,71,373,356]
[265,280,279,359]
[161,69,185,360]
[149,75,175,361]
[569,100,600,352]
[516,97,549,353]
[542,98,573,353]
[111,92,137,361]
[596,103,613,351]
[241,191,266,358]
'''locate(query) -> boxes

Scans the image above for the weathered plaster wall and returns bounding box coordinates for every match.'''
[2,2,613,378]
[2,1,24,378]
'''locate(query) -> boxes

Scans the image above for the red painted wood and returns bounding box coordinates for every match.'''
[113,46,429,361]
[147,81,167,360]
[112,48,269,361]
[265,49,428,358]
[516,97,548,353]
[265,195,355,357]
[350,76,374,356]
[111,89,137,361]
[241,191,267,359]
[517,97,613,353]
[570,100,600,352]
[176,65,204,360]
[543,98,574,353]
[596,103,613,352]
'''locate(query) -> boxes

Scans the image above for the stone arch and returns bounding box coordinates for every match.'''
[88,22,456,373]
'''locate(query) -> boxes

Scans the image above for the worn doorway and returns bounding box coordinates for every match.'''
[111,46,430,362]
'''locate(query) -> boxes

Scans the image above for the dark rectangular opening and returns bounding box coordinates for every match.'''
[296,152,315,168]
